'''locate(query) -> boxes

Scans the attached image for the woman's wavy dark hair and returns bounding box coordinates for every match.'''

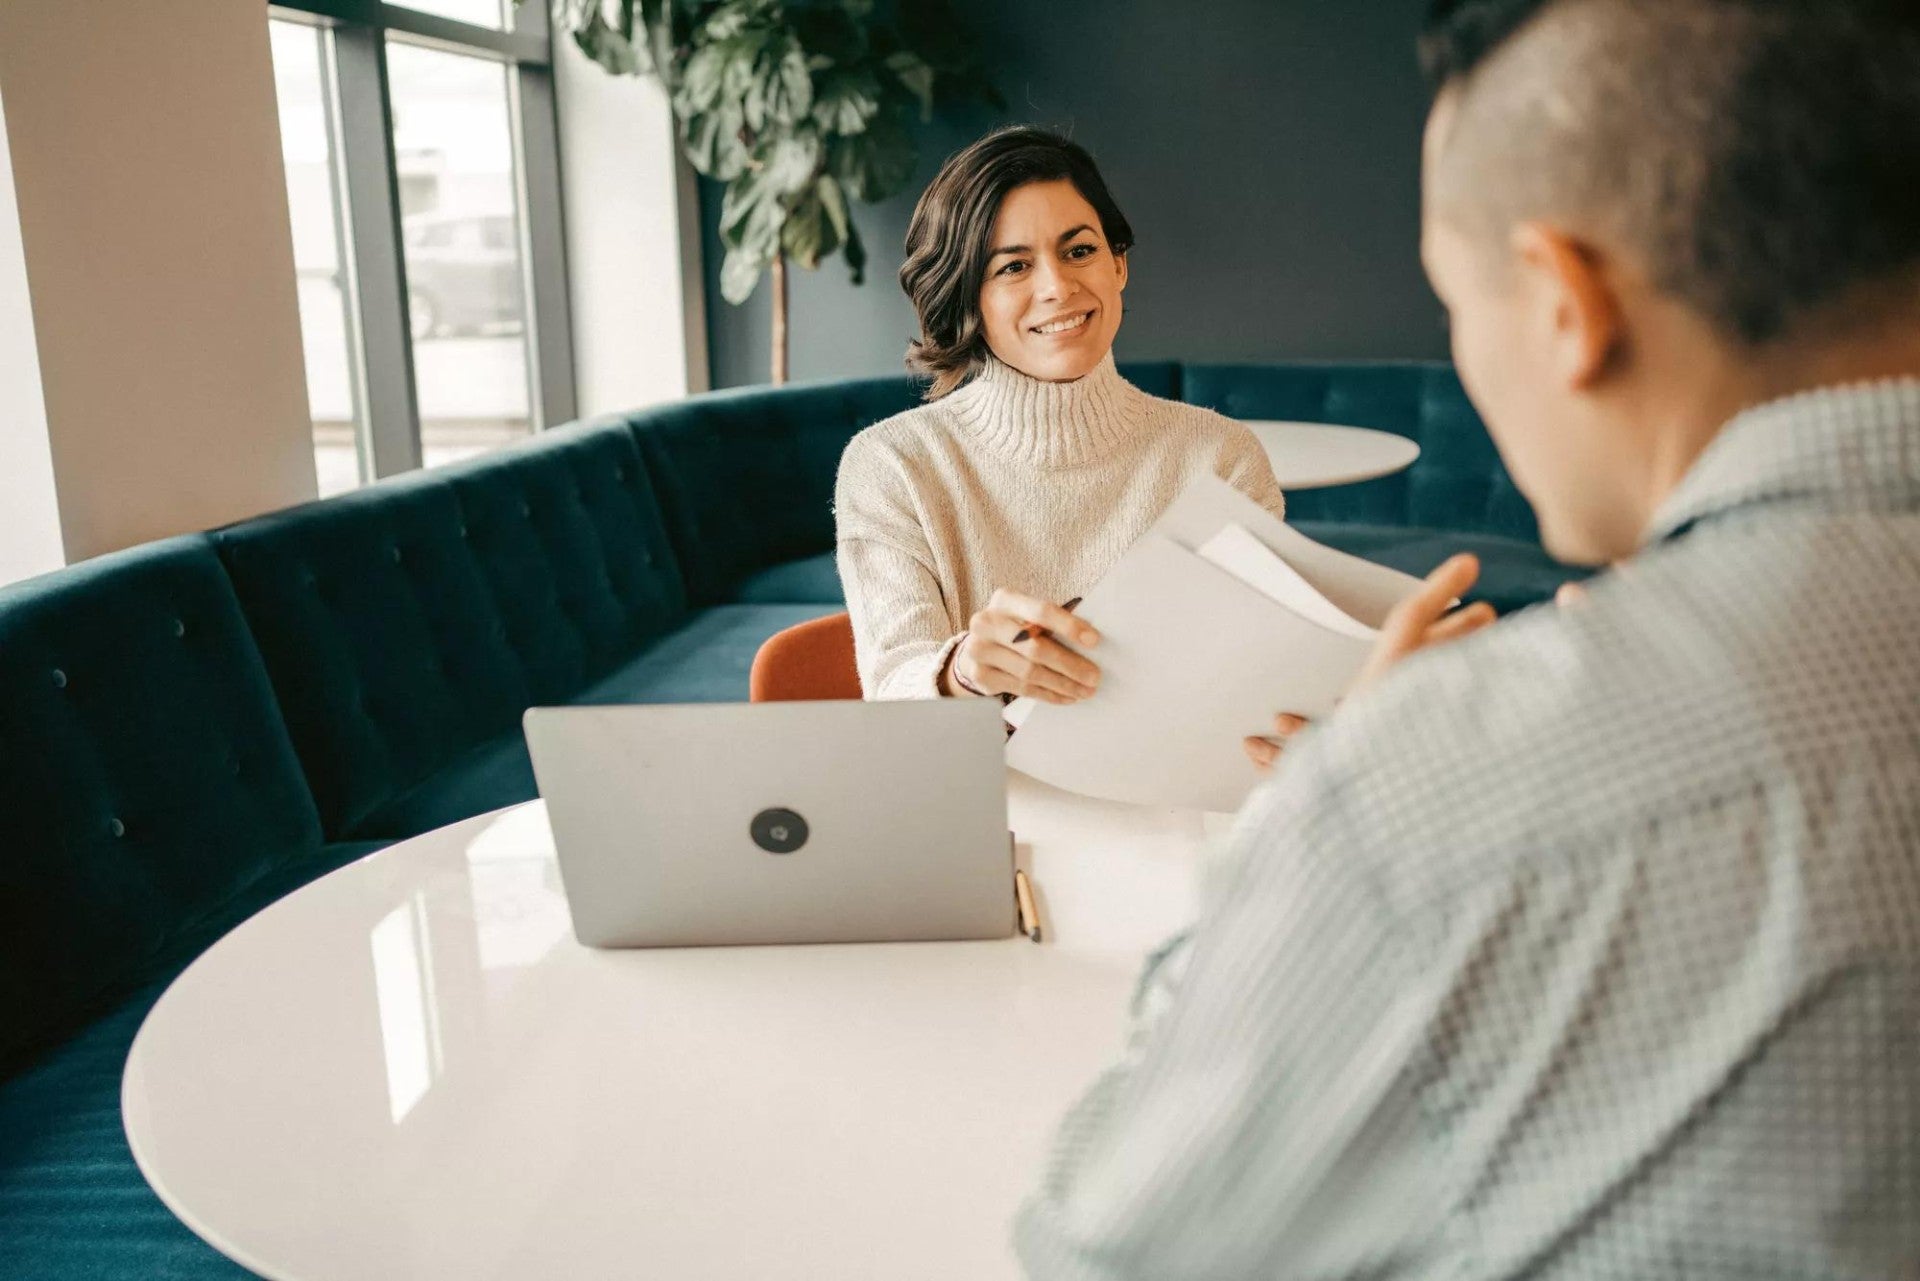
[900,126,1135,399]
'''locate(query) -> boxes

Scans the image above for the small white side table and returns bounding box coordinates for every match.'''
[1241,420,1421,490]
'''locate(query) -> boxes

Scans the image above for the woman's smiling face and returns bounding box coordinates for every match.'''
[977,179,1128,383]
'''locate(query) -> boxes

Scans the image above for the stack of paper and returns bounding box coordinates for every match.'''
[1003,475,1426,813]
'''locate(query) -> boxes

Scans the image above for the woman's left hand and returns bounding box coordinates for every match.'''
[1243,712,1309,773]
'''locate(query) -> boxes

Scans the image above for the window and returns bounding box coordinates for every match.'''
[387,39,532,469]
[266,0,572,490]
[268,19,367,497]
[392,0,507,30]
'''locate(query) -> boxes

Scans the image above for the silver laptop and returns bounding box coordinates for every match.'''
[523,699,1015,948]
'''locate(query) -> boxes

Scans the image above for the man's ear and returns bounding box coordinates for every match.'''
[1511,222,1621,389]
[1114,249,1129,293]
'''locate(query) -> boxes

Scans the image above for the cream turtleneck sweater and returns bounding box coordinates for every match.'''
[833,353,1287,699]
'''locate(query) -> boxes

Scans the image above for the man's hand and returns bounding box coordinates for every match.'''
[1350,554,1498,697]
[944,589,1102,704]
[1243,713,1309,774]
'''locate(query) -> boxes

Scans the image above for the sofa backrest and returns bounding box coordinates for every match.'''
[0,537,324,1070]
[213,423,685,838]
[1181,362,1537,539]
[622,375,922,606]
[623,361,1187,606]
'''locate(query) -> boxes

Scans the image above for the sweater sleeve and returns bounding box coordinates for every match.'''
[1217,424,1289,523]
[834,435,968,700]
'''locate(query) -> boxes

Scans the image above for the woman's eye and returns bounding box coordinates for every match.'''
[997,260,1027,277]
[1066,243,1097,260]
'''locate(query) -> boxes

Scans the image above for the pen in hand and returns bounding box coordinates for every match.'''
[1012,596,1083,646]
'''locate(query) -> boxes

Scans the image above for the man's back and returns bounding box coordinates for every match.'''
[1015,383,1920,1278]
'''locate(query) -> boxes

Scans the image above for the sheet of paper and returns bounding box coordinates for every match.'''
[1006,536,1379,813]
[1152,474,1420,628]
[1003,474,1429,813]
[1196,524,1378,642]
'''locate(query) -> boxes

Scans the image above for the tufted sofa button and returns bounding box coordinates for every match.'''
[51,668,67,689]
[172,618,187,638]
[109,817,125,838]
[459,524,470,539]
[613,465,626,481]
[391,547,404,565]
[642,550,657,568]
[521,502,533,519]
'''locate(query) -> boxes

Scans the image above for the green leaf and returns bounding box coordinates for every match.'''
[760,130,822,197]
[762,39,814,126]
[817,173,850,243]
[811,70,881,136]
[780,194,837,271]
[572,18,646,76]
[720,243,767,304]
[677,42,728,113]
[831,114,915,203]
[883,51,935,121]
[719,166,787,259]
[842,215,867,286]
[681,104,750,180]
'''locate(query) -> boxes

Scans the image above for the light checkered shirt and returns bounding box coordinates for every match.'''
[1014,380,1920,1279]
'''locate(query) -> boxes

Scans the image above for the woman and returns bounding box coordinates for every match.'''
[835,126,1302,754]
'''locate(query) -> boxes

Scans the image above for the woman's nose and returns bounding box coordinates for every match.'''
[1030,256,1071,301]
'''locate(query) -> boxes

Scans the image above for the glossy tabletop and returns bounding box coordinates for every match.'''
[1243,420,1422,490]
[122,774,1225,1280]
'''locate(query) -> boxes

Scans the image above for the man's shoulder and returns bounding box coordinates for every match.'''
[1308,552,1785,892]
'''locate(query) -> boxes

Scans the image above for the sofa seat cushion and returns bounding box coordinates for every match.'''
[350,604,842,840]
[0,537,326,1074]
[728,552,844,604]
[1295,521,1590,615]
[0,839,387,1280]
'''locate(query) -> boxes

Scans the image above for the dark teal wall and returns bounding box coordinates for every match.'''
[700,0,1445,389]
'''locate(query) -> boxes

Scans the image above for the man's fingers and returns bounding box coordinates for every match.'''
[1272,712,1308,737]
[1384,554,1481,649]
[1426,601,1497,645]
[1555,581,1588,609]
[1243,736,1277,771]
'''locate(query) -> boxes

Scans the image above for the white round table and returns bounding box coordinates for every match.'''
[121,774,1223,1280]
[1242,420,1421,490]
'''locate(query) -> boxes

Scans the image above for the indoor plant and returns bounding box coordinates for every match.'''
[542,0,998,383]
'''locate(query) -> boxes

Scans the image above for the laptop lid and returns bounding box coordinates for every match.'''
[523,700,1015,948]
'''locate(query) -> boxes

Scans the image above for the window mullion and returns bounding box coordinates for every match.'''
[515,63,577,431]
[331,21,423,476]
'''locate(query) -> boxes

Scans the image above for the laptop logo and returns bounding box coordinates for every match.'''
[751,808,809,855]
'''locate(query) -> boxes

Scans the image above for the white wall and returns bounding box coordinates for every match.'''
[0,77,66,585]
[554,35,707,416]
[0,0,316,576]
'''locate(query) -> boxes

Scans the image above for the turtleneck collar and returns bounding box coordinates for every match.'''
[944,352,1148,468]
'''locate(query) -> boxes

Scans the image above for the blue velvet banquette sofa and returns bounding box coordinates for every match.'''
[0,361,1580,1278]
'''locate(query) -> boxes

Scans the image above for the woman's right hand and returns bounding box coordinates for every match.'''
[945,588,1102,704]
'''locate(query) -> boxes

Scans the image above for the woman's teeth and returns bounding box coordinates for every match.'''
[1033,312,1091,335]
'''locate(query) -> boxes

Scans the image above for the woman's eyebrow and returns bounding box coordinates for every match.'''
[988,225,1096,260]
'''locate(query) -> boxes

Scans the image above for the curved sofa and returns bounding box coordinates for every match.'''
[0,361,1582,1278]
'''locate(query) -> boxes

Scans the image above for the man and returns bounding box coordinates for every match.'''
[1015,0,1920,1276]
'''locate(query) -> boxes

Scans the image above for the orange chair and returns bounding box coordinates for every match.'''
[749,611,863,702]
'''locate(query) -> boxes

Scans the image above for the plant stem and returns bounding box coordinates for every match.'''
[770,251,789,386]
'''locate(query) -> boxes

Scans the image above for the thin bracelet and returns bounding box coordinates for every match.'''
[950,636,991,698]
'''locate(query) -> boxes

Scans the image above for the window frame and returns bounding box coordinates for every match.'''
[270,0,576,483]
